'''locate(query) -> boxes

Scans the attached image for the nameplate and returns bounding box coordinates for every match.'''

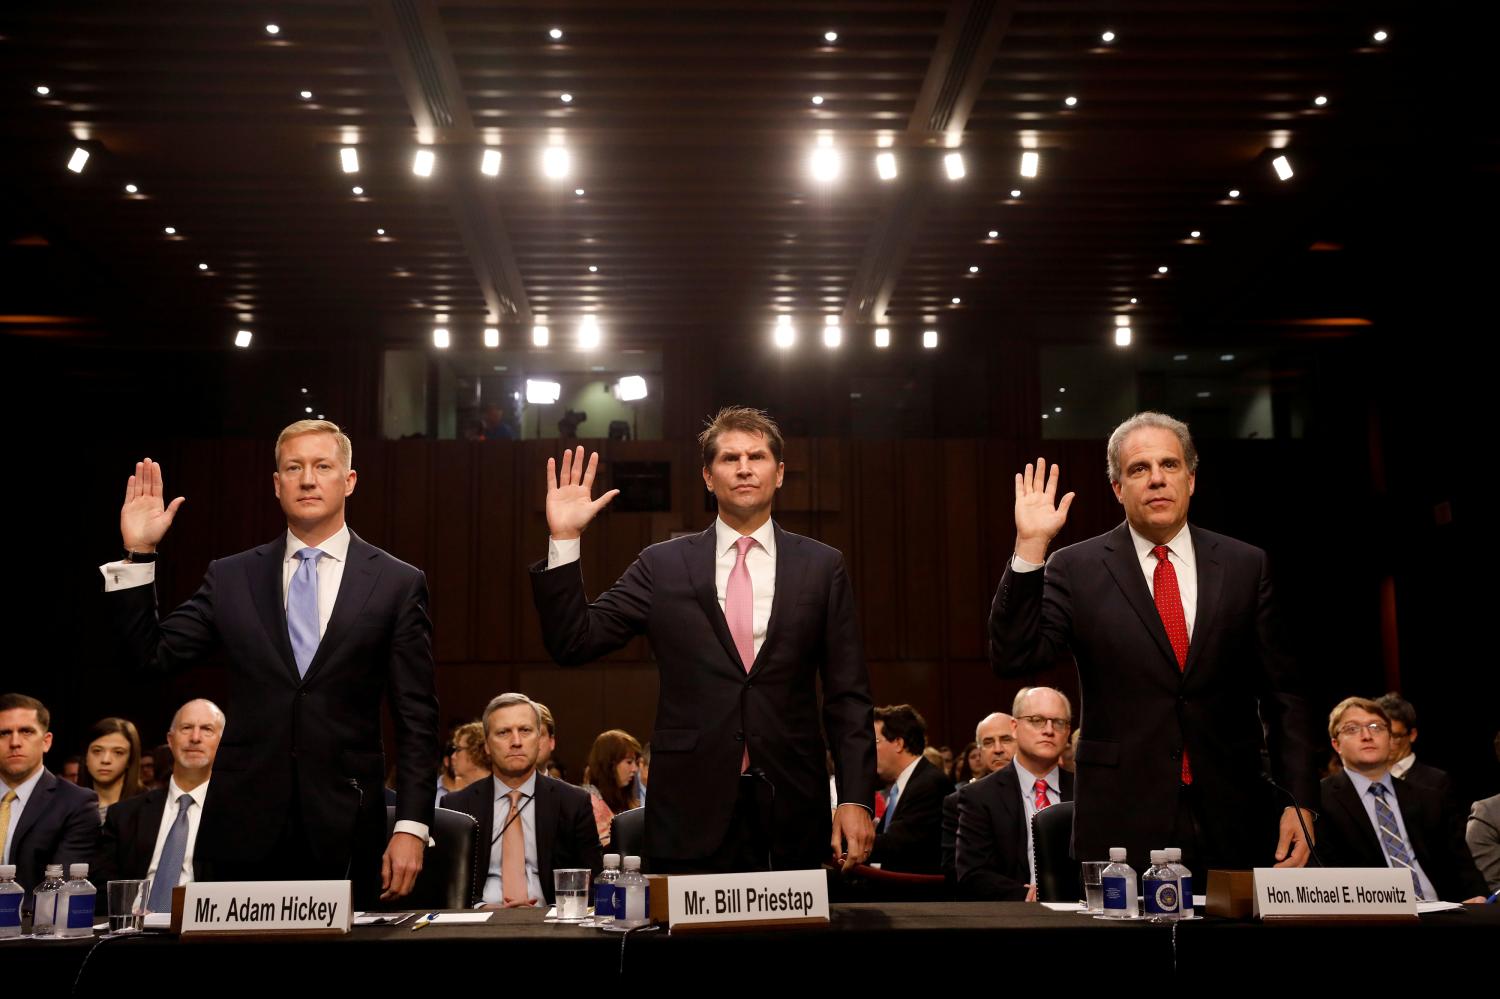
[666,869,829,932]
[1252,868,1419,920]
[179,881,352,936]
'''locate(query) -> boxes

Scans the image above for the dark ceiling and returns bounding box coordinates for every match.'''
[0,1,1489,355]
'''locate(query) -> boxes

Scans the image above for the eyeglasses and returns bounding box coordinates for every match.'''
[1017,715,1072,731]
[1337,721,1388,738]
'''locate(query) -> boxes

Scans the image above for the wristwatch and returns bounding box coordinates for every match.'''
[124,549,158,564]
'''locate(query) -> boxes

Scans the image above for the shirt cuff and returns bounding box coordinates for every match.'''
[836,802,874,815]
[546,537,581,569]
[393,820,430,845]
[1010,554,1044,573]
[101,560,155,591]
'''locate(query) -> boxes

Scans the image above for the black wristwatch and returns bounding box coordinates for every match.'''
[124,549,159,564]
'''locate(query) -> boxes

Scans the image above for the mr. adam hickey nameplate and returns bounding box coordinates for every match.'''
[180,880,352,935]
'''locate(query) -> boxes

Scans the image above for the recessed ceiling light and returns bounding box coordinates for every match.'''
[1313,95,1328,107]
[774,314,795,349]
[1010,189,1022,198]
[1101,30,1116,43]
[574,188,585,196]
[1220,353,1235,361]
[1042,414,1050,420]
[300,387,308,394]
[376,228,385,236]
[549,27,563,40]
[480,149,501,176]
[809,146,841,182]
[235,330,253,348]
[432,328,450,349]
[542,146,571,179]
[1373,30,1388,43]
[1058,387,1066,393]
[265,24,280,36]
[987,230,999,239]
[811,95,824,105]
[66,148,89,173]
[1054,406,1063,413]
[1271,155,1293,181]
[533,324,550,347]
[164,226,176,235]
[588,265,598,273]
[198,262,209,271]
[1129,298,1138,304]
[1063,96,1078,107]
[351,186,364,195]
[578,314,601,350]
[1196,391,1211,398]
[1115,327,1132,347]
[923,330,938,349]
[875,151,898,181]
[412,149,435,177]
[1157,266,1169,274]
[560,93,573,103]
[1115,316,1130,327]
[951,297,961,305]
[124,183,138,194]
[35,85,50,96]
[1228,188,1241,199]
[1173,353,1188,361]
[944,152,966,180]
[299,90,313,100]
[823,322,842,349]
[340,147,359,173]
[1020,151,1039,178]
[1190,230,1201,238]
[483,327,499,348]
[824,31,838,43]
[874,326,890,348]
[304,406,313,413]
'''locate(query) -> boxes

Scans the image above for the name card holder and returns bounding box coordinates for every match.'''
[665,869,829,934]
[171,880,353,937]
[1252,868,1420,923]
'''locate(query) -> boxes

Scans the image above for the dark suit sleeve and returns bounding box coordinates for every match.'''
[956,787,1029,901]
[389,570,439,828]
[569,794,604,879]
[1250,550,1318,808]
[108,561,222,673]
[821,557,876,811]
[940,789,960,878]
[529,554,652,666]
[93,804,125,886]
[989,557,1073,679]
[54,791,101,876]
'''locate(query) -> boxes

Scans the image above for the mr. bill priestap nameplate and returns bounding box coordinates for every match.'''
[666,869,829,932]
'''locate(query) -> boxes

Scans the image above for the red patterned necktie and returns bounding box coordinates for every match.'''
[1033,778,1050,811]
[1151,545,1193,784]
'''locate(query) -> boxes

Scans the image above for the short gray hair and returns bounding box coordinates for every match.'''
[1012,686,1072,722]
[169,698,226,733]
[481,692,541,732]
[1106,411,1198,483]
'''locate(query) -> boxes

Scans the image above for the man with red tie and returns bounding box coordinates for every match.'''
[988,412,1318,874]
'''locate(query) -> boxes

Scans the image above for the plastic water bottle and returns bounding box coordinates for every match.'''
[1100,847,1138,919]
[30,864,65,936]
[612,856,650,928]
[1165,847,1193,918]
[1142,850,1181,921]
[594,853,621,924]
[0,865,23,938]
[55,864,96,938]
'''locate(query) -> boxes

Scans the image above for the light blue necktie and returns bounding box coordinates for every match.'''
[288,547,325,677]
[883,782,900,831]
[1368,782,1426,900]
[148,794,194,911]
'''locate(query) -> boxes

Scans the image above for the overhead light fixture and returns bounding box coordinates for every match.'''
[542,146,571,179]
[810,146,841,182]
[1196,391,1211,398]
[1130,297,1138,304]
[824,31,838,43]
[574,187,585,196]
[1063,96,1078,108]
[164,226,176,235]
[1115,326,1132,347]
[560,92,573,103]
[811,95,824,105]
[198,262,209,271]
[35,85,50,96]
[1190,230,1202,238]
[340,147,359,173]
[1101,30,1116,43]
[823,315,841,349]
[1313,95,1328,107]
[351,185,364,195]
[234,330,253,348]
[944,152,965,180]
[1228,188,1241,199]
[1058,387,1066,393]
[1019,151,1039,178]
[124,183,138,193]
[265,24,280,36]
[1271,155,1294,181]
[412,148,435,177]
[549,27,563,40]
[613,376,647,401]
[923,330,938,349]
[1115,315,1130,327]
[968,265,980,274]
[480,148,502,176]
[1010,188,1022,198]
[1157,266,1169,274]
[875,151,898,181]
[951,297,961,305]
[299,90,313,100]
[588,265,598,273]
[526,379,562,404]
[375,228,385,236]
[483,327,499,348]
[532,324,550,347]
[1173,353,1188,361]
[577,314,601,350]
[874,325,891,348]
[1220,353,1235,361]
[67,148,89,173]
[1054,406,1062,413]
[987,229,999,239]
[774,314,795,349]
[432,328,450,349]
[1372,29,1388,42]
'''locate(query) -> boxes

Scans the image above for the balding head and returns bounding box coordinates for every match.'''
[975,712,1017,774]
[166,699,224,789]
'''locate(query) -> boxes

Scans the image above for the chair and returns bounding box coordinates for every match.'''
[1031,800,1078,902]
[609,806,647,868]
[374,805,480,910]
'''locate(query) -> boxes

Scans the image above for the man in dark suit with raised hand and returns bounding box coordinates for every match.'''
[531,407,876,873]
[868,704,947,874]
[441,692,600,907]
[989,412,1318,874]
[0,693,97,897]
[100,421,438,905]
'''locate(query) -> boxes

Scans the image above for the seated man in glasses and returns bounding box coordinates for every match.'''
[1317,697,1486,903]
[956,687,1075,900]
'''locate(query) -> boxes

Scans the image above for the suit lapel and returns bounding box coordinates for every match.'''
[12,769,59,848]
[1182,526,1221,678]
[1332,774,1385,862]
[1100,523,1179,671]
[302,532,383,685]
[996,766,1025,850]
[136,789,168,873]
[475,776,496,854]
[752,522,806,676]
[247,535,300,683]
[682,525,746,674]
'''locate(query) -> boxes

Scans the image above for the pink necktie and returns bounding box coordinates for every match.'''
[727,536,755,771]
[1151,545,1193,785]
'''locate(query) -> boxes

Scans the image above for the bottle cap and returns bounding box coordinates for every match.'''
[68,863,89,878]
[0,864,15,878]
[623,856,642,871]
[1108,847,1127,862]
[1150,850,1167,864]
[44,864,64,877]
[603,853,621,868]
[1165,848,1182,862]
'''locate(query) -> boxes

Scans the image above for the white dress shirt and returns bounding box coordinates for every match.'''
[1344,769,1438,901]
[1,766,47,866]
[146,777,210,888]
[484,772,544,907]
[883,756,921,827]
[1011,522,1197,640]
[1389,753,1416,780]
[1013,760,1062,887]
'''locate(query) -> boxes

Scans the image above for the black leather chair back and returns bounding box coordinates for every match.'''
[1032,800,1078,902]
[609,806,646,869]
[377,805,480,910]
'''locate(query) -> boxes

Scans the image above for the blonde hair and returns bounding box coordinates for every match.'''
[275,419,353,470]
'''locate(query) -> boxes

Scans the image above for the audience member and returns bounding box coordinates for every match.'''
[534,701,558,768]
[635,741,651,805]
[148,744,173,790]
[953,742,980,787]
[581,729,642,847]
[95,700,224,910]
[1317,697,1485,903]
[441,693,600,907]
[59,756,81,784]
[0,694,98,896]
[444,721,491,796]
[868,705,948,874]
[1060,729,1078,774]
[1464,731,1500,894]
[79,717,146,823]
[139,751,156,788]
[542,760,565,782]
[957,687,1075,900]
[1376,692,1455,798]
[975,712,1016,776]
[921,746,945,771]
[938,745,955,781]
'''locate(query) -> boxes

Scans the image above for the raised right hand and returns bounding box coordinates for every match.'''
[120,458,185,552]
[545,445,619,541]
[1014,456,1074,564]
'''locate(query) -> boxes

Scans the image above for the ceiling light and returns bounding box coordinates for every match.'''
[1228,188,1241,199]
[969,265,979,274]
[1054,406,1063,413]
[1042,414,1049,420]
[613,376,648,402]
[574,188,585,196]
[234,330,253,348]
[875,151,898,181]
[340,147,359,173]
[1010,189,1022,198]
[1372,30,1388,42]
[351,186,364,195]
[432,327,450,349]
[124,183,138,193]
[588,265,598,273]
[1063,96,1078,107]
[1101,30,1116,43]
[527,379,561,404]
[1220,353,1235,361]
[1115,327,1132,347]
[480,148,501,176]
[198,262,209,271]
[560,93,573,103]
[944,152,966,180]
[774,314,795,349]
[923,330,938,349]
[543,146,571,179]
[1058,387,1066,393]
[375,228,385,236]
[1115,315,1130,326]
[532,324,550,347]
[987,229,999,239]
[1196,391,1211,398]
[1020,151,1039,178]
[35,85,50,96]
[824,31,838,43]
[412,148,435,177]
[483,327,499,348]
[810,146,842,182]
[304,407,313,414]
[299,90,313,100]
[823,321,841,349]
[1313,95,1328,107]
[951,297,961,305]
[164,226,176,235]
[874,326,891,348]
[66,148,89,173]
[1157,266,1168,274]
[1190,230,1201,238]
[1271,155,1293,181]
[1129,297,1138,304]
[301,388,308,394]
[811,95,824,105]
[265,24,280,36]
[549,27,563,40]
[577,314,601,350]
[1173,353,1188,361]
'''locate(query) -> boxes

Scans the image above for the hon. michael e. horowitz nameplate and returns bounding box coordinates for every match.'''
[179,880,352,936]
[667,869,829,933]
[1252,868,1419,922]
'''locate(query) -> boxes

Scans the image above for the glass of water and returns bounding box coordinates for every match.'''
[1080,862,1109,913]
[552,869,591,922]
[107,879,150,933]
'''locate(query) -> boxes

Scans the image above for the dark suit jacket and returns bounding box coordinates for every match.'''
[531,521,876,868]
[441,773,602,904]
[869,757,949,874]
[107,531,439,900]
[1317,771,1487,902]
[989,522,1317,871]
[940,787,963,881]
[7,769,98,895]
[94,785,212,886]
[956,763,1075,899]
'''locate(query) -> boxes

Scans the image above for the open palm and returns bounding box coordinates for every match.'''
[120,458,185,551]
[545,446,619,540]
[1014,456,1073,561]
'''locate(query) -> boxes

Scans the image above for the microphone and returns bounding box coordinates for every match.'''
[1262,773,1322,868]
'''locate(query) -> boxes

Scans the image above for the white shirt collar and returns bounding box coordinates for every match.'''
[1128,521,1194,569]
[1344,767,1394,798]
[4,763,47,800]
[891,755,921,799]
[284,523,351,563]
[167,775,210,808]
[493,770,538,802]
[715,517,776,559]
[1389,753,1415,779]
[1012,758,1061,797]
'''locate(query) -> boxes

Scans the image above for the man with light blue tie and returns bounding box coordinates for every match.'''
[100,420,439,906]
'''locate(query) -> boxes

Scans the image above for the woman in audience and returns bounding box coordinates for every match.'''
[581,729,642,847]
[954,741,981,787]
[437,721,491,805]
[78,716,145,823]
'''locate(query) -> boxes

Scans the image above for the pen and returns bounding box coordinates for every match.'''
[411,911,440,931]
